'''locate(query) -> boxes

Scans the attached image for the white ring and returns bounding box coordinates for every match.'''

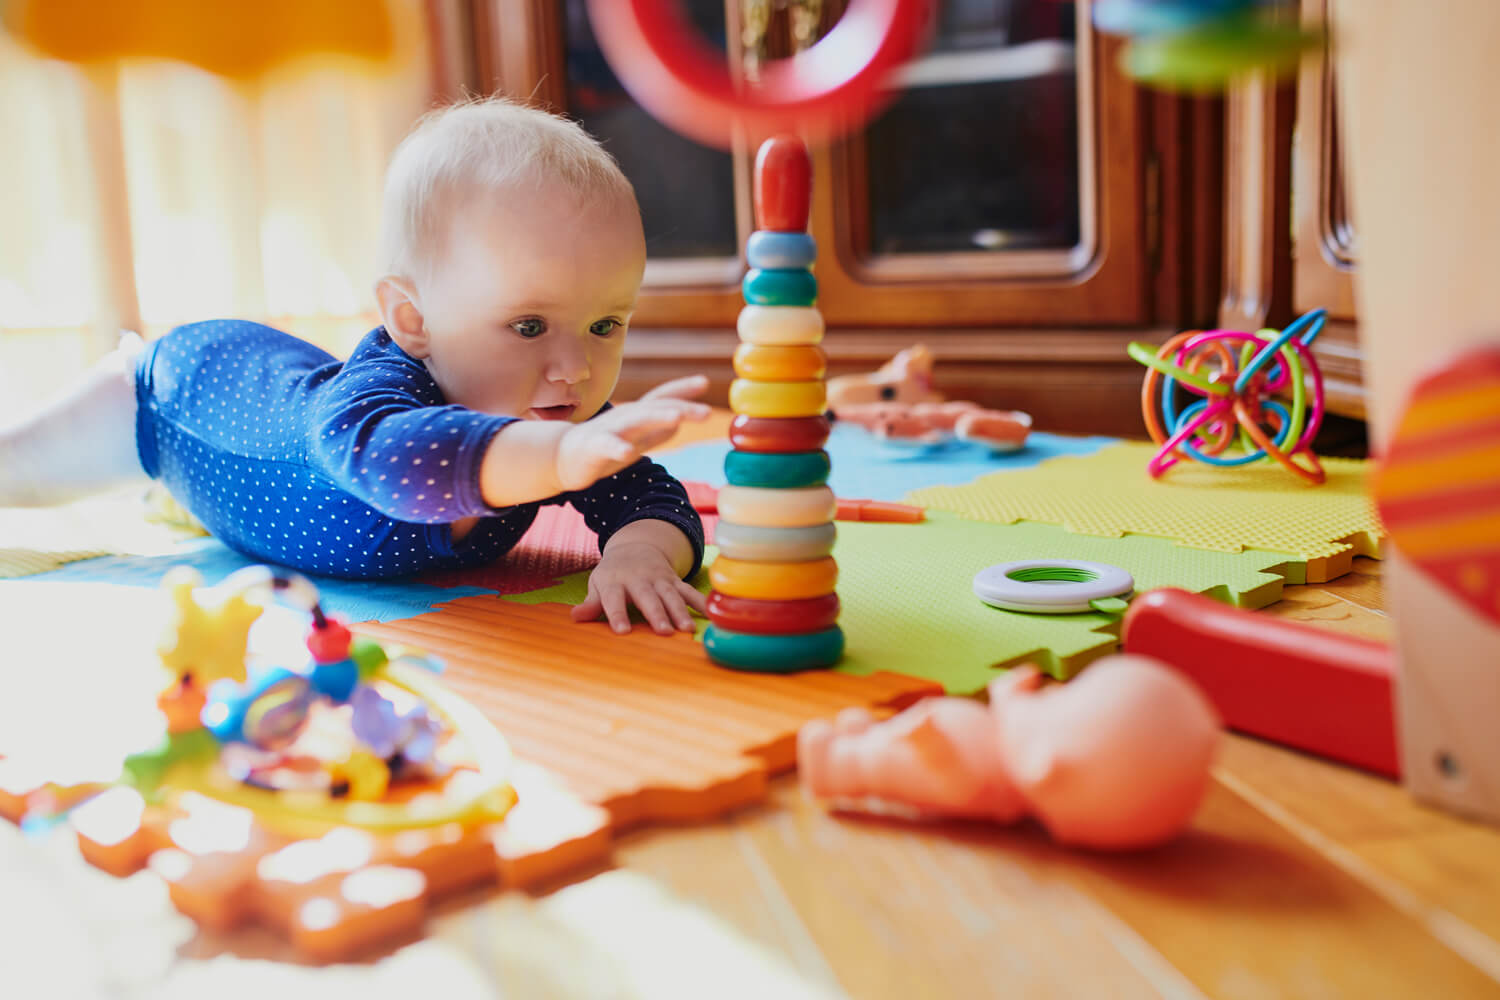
[972,560,1134,614]
[737,305,825,346]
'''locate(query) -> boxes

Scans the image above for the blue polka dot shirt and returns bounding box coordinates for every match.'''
[134,320,704,580]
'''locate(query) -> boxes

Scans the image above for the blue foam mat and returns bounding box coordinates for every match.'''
[652,425,1118,500]
[24,537,495,623]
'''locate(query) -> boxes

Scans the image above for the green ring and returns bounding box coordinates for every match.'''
[704,625,844,673]
[743,268,818,306]
[724,449,830,488]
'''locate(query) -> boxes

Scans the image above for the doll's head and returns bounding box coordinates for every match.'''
[989,656,1222,850]
[374,97,645,423]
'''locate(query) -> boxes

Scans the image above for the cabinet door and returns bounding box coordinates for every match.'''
[815,0,1151,327]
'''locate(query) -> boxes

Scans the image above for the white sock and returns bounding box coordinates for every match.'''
[0,334,149,506]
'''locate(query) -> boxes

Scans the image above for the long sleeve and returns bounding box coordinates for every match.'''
[307,342,518,524]
[557,457,706,578]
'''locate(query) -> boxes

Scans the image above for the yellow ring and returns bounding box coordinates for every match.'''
[737,305,825,346]
[717,485,837,527]
[733,343,827,381]
[710,556,838,601]
[730,379,827,418]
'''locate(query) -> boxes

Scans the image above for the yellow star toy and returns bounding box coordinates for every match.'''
[157,566,262,686]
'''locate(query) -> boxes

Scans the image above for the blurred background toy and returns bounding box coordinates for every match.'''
[799,654,1221,850]
[0,0,396,78]
[828,345,1033,452]
[1092,0,1323,91]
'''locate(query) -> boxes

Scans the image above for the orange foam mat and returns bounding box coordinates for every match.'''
[354,598,942,829]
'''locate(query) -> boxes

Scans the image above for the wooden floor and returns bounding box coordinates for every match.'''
[4,337,1500,998]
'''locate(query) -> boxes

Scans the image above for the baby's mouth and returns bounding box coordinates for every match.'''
[529,403,579,421]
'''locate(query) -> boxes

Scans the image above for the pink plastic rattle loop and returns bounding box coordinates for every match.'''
[585,0,935,150]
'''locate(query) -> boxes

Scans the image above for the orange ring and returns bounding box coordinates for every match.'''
[733,343,828,381]
[709,556,838,601]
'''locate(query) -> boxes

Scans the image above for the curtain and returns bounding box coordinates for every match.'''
[0,1,434,354]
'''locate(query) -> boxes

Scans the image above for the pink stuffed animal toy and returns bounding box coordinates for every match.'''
[798,654,1222,850]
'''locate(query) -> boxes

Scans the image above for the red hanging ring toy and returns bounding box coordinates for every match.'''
[585,0,935,150]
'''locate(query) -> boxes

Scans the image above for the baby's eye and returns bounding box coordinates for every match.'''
[589,318,621,337]
[511,318,546,339]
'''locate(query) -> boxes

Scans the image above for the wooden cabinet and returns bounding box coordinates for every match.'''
[435,0,1226,434]
[1221,0,1366,418]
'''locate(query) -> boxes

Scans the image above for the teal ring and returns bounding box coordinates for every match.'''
[704,624,845,673]
[724,449,830,488]
[747,231,818,270]
[743,268,818,306]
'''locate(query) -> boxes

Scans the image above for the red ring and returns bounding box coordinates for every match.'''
[707,592,842,634]
[585,0,934,149]
[730,414,831,453]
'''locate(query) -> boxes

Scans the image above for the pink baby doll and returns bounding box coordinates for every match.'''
[798,654,1222,850]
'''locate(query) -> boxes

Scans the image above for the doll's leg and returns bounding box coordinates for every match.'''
[0,335,148,506]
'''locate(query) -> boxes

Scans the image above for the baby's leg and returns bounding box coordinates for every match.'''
[0,335,148,506]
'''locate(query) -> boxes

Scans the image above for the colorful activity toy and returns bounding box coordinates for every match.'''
[798,654,1222,850]
[705,134,844,673]
[0,566,629,959]
[1129,308,1329,484]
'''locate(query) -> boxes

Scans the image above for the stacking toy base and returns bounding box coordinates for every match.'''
[704,625,845,673]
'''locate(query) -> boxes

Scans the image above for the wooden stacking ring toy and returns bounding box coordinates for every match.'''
[706,591,842,634]
[736,305,825,346]
[729,414,831,453]
[733,343,827,382]
[712,520,837,562]
[717,484,837,527]
[704,624,846,673]
[729,379,827,418]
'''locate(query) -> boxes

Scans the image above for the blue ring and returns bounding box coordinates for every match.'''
[747,231,817,270]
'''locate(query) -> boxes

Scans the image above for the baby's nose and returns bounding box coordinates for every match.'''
[546,340,590,384]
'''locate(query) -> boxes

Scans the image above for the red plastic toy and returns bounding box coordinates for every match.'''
[584,0,935,149]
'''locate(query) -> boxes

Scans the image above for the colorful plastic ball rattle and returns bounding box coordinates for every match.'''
[1128,308,1328,484]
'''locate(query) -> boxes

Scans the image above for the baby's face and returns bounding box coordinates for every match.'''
[414,181,645,422]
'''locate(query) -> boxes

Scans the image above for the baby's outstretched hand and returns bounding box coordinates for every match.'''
[555,376,710,491]
[571,540,708,634]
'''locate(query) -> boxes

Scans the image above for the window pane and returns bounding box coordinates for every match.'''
[563,0,738,261]
[864,0,1081,255]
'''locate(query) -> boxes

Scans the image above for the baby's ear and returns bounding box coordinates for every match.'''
[375,276,429,358]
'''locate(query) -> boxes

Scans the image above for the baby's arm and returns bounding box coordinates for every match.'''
[476,376,710,508]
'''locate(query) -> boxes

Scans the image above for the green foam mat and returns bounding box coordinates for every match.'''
[502,512,1298,694]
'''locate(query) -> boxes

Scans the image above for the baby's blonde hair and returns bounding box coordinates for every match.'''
[377,96,636,282]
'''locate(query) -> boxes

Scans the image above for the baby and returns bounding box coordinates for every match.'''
[0,97,711,635]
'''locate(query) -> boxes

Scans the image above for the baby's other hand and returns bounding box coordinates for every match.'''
[555,376,710,491]
[571,541,708,634]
